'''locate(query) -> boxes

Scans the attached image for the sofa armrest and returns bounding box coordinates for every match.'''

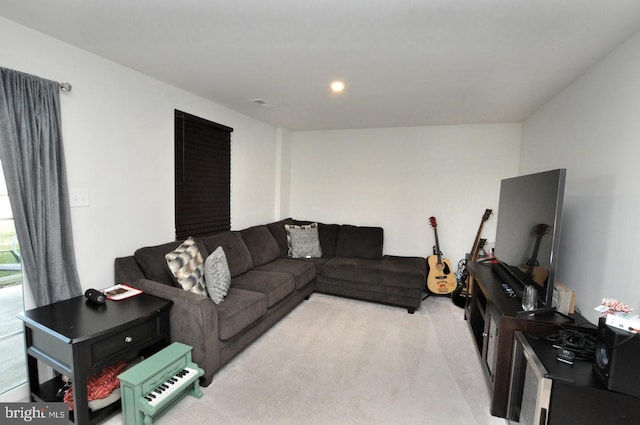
[114,256,145,284]
[133,278,220,385]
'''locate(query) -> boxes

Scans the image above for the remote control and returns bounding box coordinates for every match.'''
[556,348,575,364]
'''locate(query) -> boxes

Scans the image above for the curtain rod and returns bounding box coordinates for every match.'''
[59,82,72,92]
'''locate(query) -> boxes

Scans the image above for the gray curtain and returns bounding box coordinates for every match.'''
[0,67,82,306]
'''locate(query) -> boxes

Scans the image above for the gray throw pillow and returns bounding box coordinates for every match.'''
[204,246,231,304]
[165,237,208,296]
[285,223,323,258]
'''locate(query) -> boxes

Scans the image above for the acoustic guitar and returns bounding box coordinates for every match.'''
[426,216,457,294]
[452,209,492,308]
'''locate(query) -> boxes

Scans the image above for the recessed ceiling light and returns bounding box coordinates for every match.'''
[330,81,345,93]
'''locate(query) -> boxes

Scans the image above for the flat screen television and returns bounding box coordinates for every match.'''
[493,169,566,312]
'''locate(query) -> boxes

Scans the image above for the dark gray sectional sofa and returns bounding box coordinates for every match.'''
[114,218,426,386]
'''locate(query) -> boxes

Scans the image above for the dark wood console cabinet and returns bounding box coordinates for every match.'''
[467,262,593,418]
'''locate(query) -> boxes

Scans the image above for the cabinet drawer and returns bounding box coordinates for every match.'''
[91,316,160,367]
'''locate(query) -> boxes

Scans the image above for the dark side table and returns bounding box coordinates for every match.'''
[17,293,172,425]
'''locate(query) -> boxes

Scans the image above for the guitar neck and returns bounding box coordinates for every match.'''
[469,227,484,262]
[525,236,544,275]
[525,223,550,276]
[433,228,442,263]
[469,209,492,262]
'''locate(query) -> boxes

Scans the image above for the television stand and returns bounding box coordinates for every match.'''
[516,306,558,317]
[465,262,593,418]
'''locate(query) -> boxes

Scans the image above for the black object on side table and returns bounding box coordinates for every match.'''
[17,293,172,425]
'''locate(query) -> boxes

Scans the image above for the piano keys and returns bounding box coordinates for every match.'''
[144,367,199,408]
[119,342,204,425]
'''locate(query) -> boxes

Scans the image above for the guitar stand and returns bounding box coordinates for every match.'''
[422,289,454,301]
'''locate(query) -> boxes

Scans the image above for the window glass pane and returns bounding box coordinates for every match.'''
[0,163,26,395]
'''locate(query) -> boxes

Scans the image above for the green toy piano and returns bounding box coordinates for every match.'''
[118,342,204,425]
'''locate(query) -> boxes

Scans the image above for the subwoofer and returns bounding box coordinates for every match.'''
[593,318,640,398]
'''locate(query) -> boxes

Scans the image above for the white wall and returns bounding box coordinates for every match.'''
[0,17,280,292]
[275,128,293,219]
[290,124,522,263]
[521,32,640,324]
[9,13,636,328]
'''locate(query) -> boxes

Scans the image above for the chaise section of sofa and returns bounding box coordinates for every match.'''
[317,255,426,313]
[266,220,426,313]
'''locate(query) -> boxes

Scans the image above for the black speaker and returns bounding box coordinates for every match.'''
[84,288,106,305]
[593,318,640,398]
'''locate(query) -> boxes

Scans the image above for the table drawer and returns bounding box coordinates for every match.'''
[91,315,160,366]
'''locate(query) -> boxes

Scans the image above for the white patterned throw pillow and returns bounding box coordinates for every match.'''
[285,222,323,258]
[165,237,208,296]
[204,246,231,304]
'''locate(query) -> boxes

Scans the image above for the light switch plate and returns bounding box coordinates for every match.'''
[70,189,89,207]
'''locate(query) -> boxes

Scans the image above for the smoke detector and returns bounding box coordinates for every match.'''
[250,98,271,107]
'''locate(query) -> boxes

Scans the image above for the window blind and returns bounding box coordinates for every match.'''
[174,110,232,239]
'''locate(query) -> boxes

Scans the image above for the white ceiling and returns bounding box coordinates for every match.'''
[2,1,640,131]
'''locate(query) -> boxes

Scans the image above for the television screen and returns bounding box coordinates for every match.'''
[494,169,566,309]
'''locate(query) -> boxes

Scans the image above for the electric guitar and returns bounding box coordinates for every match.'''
[426,216,457,294]
[452,209,492,308]
[520,223,550,286]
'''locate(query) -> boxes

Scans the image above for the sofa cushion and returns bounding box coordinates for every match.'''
[297,257,331,274]
[255,258,316,290]
[134,240,184,285]
[204,246,231,304]
[321,256,426,290]
[216,288,267,340]
[231,270,295,307]
[165,237,208,295]
[267,218,295,257]
[321,257,381,285]
[268,219,340,259]
[335,225,383,260]
[317,223,340,258]
[285,222,322,258]
[240,225,281,267]
[378,255,427,289]
[196,231,253,277]
[315,275,423,310]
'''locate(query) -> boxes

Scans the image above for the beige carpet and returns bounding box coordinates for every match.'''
[105,294,507,425]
